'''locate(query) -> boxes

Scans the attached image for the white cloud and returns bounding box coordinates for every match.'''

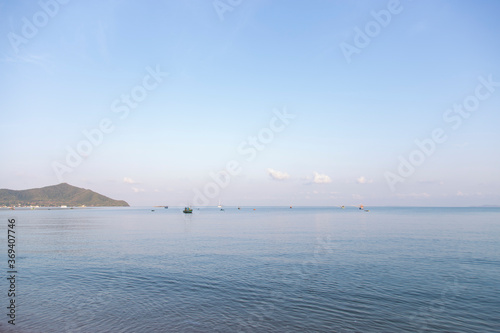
[123,177,138,184]
[267,168,290,181]
[313,172,331,184]
[132,187,145,193]
[356,176,373,184]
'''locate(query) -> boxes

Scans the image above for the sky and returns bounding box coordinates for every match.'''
[0,0,499,206]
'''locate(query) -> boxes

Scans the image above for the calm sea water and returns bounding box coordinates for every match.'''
[0,207,499,332]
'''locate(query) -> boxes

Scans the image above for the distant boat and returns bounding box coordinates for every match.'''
[238,207,241,210]
[217,200,222,208]
[290,206,293,209]
[359,205,364,210]
[183,207,193,214]
[341,205,345,209]
[164,206,168,209]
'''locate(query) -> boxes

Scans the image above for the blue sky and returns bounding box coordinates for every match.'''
[1,0,499,206]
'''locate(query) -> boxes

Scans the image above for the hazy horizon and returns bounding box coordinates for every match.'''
[2,182,500,208]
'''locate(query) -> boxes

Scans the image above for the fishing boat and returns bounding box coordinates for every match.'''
[359,205,364,210]
[183,207,193,214]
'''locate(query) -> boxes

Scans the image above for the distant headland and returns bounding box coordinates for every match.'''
[0,183,129,208]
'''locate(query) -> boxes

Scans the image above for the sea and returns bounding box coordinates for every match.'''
[0,206,499,332]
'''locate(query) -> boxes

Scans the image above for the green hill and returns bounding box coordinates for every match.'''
[0,183,129,207]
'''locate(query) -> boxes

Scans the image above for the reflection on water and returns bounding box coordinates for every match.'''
[0,207,499,332]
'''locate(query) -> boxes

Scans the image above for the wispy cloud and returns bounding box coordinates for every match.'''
[267,168,290,181]
[313,172,331,184]
[132,187,145,193]
[0,53,53,73]
[418,180,444,185]
[396,193,431,198]
[452,191,483,197]
[123,177,139,184]
[356,176,373,184]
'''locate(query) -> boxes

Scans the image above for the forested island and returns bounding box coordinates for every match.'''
[0,183,129,207]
